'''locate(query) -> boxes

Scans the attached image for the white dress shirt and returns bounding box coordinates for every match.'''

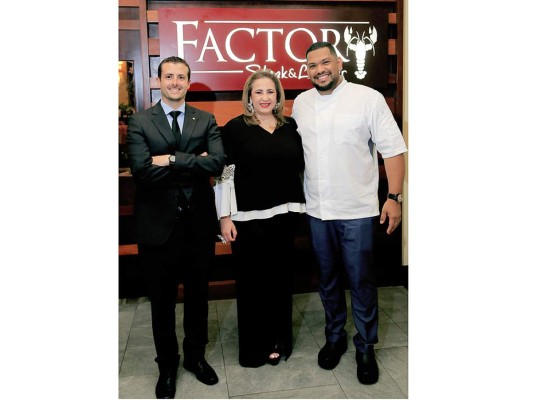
[292,78,407,220]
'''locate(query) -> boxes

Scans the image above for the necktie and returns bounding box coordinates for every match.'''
[169,110,181,144]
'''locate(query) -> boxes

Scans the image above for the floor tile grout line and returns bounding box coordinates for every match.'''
[232,381,347,399]
[119,303,138,375]
[375,355,407,398]
[213,300,232,398]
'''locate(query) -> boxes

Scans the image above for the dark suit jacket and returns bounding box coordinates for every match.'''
[126,101,225,245]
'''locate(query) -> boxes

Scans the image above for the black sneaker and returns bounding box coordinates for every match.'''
[317,339,348,370]
[355,348,379,384]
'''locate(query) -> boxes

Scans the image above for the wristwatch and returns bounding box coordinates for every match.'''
[388,193,403,203]
[168,155,175,166]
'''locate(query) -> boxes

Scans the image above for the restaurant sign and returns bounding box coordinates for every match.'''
[158,7,388,91]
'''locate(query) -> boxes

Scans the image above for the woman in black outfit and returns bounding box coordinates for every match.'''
[215,69,306,367]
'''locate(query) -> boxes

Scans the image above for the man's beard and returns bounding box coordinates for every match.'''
[312,75,337,92]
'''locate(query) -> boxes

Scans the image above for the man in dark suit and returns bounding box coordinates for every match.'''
[127,56,225,399]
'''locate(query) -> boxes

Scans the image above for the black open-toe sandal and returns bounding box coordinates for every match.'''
[266,343,282,366]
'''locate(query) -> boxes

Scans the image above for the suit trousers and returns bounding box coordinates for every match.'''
[138,213,213,370]
[307,215,378,353]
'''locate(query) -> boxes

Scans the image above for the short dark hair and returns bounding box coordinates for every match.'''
[305,42,337,59]
[157,56,191,81]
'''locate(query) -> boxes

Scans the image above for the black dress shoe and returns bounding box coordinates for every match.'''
[355,349,379,384]
[183,358,219,385]
[155,370,177,399]
[318,339,348,370]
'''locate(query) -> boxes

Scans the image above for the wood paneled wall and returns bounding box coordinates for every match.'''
[119,0,403,127]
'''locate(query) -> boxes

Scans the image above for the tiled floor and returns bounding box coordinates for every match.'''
[119,286,408,399]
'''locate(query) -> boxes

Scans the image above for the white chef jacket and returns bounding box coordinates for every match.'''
[292,78,407,220]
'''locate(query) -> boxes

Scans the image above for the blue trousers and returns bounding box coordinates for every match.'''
[307,215,378,352]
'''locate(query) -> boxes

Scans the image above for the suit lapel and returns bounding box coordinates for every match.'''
[180,104,198,151]
[151,101,175,146]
